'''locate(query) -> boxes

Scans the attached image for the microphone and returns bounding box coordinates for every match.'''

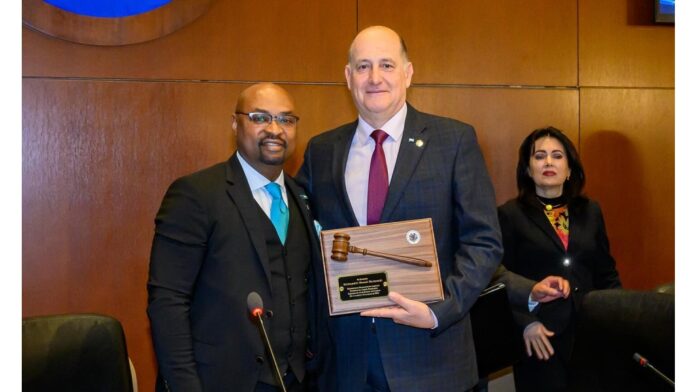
[247,292,287,392]
[247,291,264,318]
[633,352,674,387]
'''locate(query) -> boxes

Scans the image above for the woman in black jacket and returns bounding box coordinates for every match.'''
[499,126,621,391]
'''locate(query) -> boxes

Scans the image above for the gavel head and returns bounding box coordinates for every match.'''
[331,233,351,261]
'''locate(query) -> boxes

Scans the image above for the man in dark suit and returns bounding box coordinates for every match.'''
[147,83,323,392]
[296,26,503,392]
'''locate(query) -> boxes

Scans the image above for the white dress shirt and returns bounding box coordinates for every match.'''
[345,103,407,226]
[236,153,287,218]
[343,104,439,327]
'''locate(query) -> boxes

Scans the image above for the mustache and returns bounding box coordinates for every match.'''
[258,132,287,147]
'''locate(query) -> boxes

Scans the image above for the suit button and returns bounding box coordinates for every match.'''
[255,355,264,364]
[563,258,571,267]
[287,275,293,281]
[304,277,308,283]
[266,310,274,318]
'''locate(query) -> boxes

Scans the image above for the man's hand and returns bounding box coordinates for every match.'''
[523,321,555,360]
[531,276,570,303]
[360,291,436,329]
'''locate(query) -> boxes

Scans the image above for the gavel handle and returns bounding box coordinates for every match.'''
[349,246,432,268]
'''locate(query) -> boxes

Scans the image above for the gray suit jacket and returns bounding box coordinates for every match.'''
[297,104,503,391]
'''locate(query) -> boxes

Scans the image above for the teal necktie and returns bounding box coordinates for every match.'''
[265,182,289,244]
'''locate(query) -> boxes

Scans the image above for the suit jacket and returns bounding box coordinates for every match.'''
[498,197,622,335]
[489,265,536,309]
[472,265,537,377]
[147,153,325,392]
[296,104,503,391]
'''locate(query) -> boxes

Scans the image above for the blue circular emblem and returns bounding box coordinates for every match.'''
[43,0,171,17]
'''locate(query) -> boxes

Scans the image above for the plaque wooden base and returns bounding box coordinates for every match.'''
[320,218,444,316]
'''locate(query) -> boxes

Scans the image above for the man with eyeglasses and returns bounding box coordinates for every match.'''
[296,26,504,392]
[148,83,324,392]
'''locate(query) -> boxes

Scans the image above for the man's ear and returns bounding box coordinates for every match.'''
[404,62,414,88]
[344,64,353,91]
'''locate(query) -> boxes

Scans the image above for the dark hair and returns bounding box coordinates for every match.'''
[516,126,586,202]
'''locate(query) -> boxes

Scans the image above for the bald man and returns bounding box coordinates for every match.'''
[148,83,323,392]
[296,26,502,391]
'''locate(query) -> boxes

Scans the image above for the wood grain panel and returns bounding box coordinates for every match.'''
[284,85,356,173]
[579,0,674,87]
[22,79,354,391]
[407,87,579,204]
[357,0,577,86]
[580,88,674,289]
[23,0,355,82]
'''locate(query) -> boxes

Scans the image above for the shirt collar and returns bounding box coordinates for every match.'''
[236,152,285,191]
[355,103,408,146]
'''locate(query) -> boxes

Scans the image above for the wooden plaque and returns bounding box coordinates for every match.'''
[320,218,444,316]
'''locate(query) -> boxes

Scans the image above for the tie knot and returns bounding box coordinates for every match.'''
[265,182,282,200]
[371,129,389,146]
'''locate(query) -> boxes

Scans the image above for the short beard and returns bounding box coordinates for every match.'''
[259,153,285,166]
[258,132,287,166]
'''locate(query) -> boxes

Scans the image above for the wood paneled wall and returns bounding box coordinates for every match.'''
[22,1,674,390]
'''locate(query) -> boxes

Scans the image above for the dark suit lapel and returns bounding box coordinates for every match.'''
[285,176,321,253]
[520,198,566,252]
[286,175,330,354]
[381,104,429,222]
[331,122,360,227]
[566,202,586,253]
[225,154,273,288]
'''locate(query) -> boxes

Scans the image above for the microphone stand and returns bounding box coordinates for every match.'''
[633,352,674,388]
[254,311,288,392]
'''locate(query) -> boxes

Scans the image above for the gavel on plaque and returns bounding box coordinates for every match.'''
[330,233,432,268]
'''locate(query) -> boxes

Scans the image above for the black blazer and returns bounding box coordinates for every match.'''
[498,197,621,333]
[297,104,503,392]
[147,154,325,392]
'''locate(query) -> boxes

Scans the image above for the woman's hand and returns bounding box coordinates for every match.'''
[523,321,555,360]
[531,275,570,302]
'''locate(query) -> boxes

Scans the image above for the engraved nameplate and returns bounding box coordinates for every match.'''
[338,272,389,301]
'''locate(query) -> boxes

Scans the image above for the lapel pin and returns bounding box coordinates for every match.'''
[415,139,424,147]
[408,138,415,143]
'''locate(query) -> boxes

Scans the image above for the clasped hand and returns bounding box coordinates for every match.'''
[531,275,570,303]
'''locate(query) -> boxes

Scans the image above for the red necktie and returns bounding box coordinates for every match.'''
[367,129,389,225]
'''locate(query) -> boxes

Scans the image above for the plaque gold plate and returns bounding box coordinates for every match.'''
[320,218,444,315]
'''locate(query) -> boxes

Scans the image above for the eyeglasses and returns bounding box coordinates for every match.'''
[235,112,300,127]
